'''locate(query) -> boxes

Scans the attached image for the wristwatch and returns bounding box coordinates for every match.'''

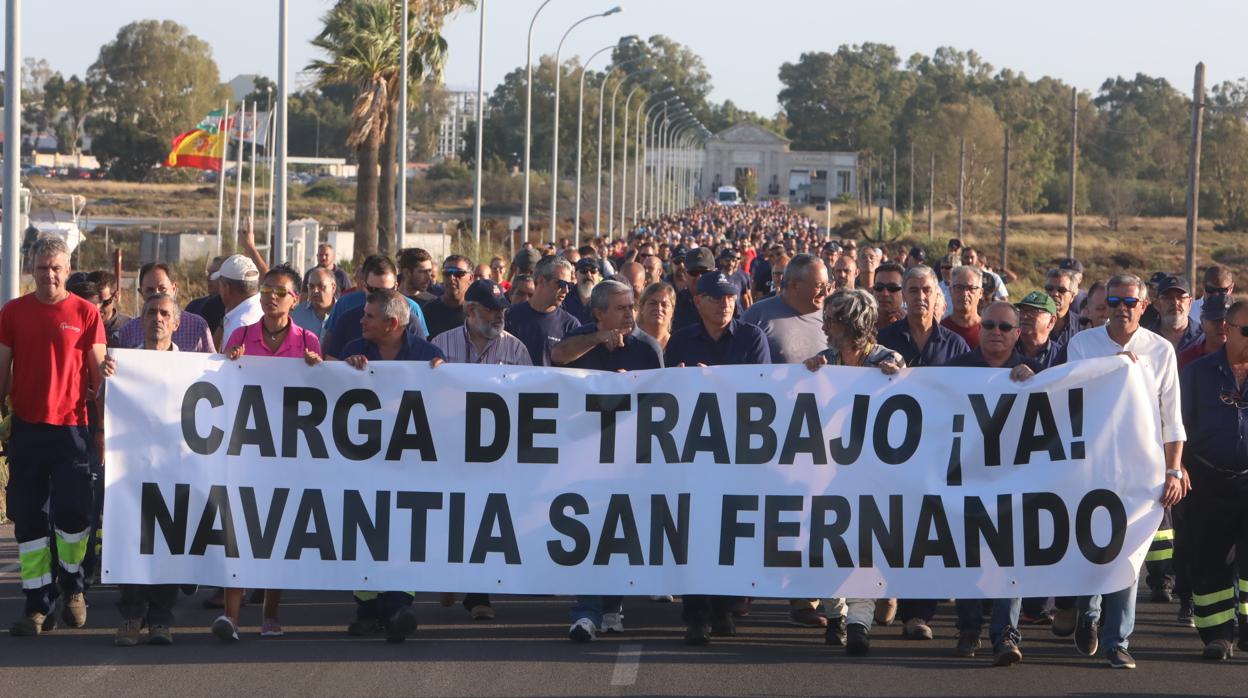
[1165,468,1184,480]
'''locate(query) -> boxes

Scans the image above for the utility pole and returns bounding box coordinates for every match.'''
[928,152,935,241]
[1000,127,1010,271]
[957,137,965,237]
[1185,62,1205,284]
[867,156,873,219]
[890,147,897,222]
[1067,86,1078,258]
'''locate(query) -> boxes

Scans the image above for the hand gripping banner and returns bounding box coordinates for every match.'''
[103,350,1163,599]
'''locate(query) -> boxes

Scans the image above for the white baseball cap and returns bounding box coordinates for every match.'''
[210,254,259,281]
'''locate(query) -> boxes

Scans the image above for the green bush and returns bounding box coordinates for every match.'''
[302,180,352,202]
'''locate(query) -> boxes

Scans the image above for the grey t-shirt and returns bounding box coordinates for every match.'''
[741,295,826,364]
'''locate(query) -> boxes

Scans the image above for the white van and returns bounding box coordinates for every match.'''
[716,186,741,206]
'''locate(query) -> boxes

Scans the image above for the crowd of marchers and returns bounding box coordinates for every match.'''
[1,201,1245,669]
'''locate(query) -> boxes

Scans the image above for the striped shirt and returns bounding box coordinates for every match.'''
[432,325,532,366]
[115,311,216,353]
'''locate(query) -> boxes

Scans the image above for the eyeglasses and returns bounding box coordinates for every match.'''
[1220,389,1248,409]
[981,320,1017,332]
[873,283,902,293]
[951,284,982,293]
[444,269,471,278]
[1106,296,1141,309]
[1226,322,1248,338]
[1044,284,1072,295]
[259,285,295,298]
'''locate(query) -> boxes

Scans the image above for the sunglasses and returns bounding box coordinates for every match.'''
[873,283,902,293]
[100,296,116,308]
[444,269,471,278]
[259,285,295,298]
[981,320,1017,332]
[1044,284,1072,295]
[1106,296,1141,309]
[554,279,574,291]
[1220,390,1248,410]
[1206,285,1231,295]
[1227,322,1248,338]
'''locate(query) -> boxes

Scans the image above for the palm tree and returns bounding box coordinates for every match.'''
[309,0,466,264]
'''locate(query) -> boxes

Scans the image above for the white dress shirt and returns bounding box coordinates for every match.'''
[1065,324,1186,444]
[221,293,264,350]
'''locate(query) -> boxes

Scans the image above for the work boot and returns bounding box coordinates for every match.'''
[347,617,385,636]
[824,615,847,646]
[954,630,981,657]
[902,617,933,640]
[1176,599,1194,627]
[846,623,871,656]
[1202,639,1233,661]
[10,613,48,637]
[684,622,710,645]
[1149,587,1174,603]
[114,618,142,646]
[62,592,88,628]
[148,624,173,646]
[385,606,418,644]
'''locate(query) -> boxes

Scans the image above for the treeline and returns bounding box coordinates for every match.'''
[778,44,1248,230]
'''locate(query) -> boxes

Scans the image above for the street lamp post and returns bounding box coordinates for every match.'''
[549,7,621,244]
[618,84,645,239]
[274,0,289,264]
[3,0,21,302]
[640,97,673,220]
[522,0,555,248]
[471,0,486,247]
[595,56,643,238]
[574,44,615,248]
[397,0,409,251]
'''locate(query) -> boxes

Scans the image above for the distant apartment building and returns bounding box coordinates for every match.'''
[435,86,478,161]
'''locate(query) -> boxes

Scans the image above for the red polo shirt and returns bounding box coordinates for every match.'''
[0,292,105,425]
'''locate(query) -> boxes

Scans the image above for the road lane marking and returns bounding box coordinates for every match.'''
[0,562,19,576]
[611,643,643,686]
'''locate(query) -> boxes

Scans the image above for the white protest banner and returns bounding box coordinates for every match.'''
[103,349,1163,599]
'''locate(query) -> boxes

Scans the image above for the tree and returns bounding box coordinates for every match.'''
[310,0,464,262]
[43,75,98,155]
[86,20,228,179]
[611,35,715,126]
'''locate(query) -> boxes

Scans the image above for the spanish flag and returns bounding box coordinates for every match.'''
[165,128,225,171]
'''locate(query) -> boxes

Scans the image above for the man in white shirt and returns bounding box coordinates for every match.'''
[1064,272,1189,670]
[214,254,263,349]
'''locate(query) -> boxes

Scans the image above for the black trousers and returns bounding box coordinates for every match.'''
[1186,492,1248,644]
[681,595,741,625]
[117,585,179,626]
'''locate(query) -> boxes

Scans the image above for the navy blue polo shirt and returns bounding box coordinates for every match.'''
[1147,317,1205,353]
[340,333,446,362]
[1019,339,1066,369]
[561,290,595,325]
[664,318,772,367]
[504,301,581,367]
[560,323,661,372]
[878,317,970,367]
[671,288,700,333]
[322,305,427,358]
[947,346,1046,373]
[1180,347,1248,499]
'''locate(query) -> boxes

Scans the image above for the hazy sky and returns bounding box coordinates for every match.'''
[6,0,1244,116]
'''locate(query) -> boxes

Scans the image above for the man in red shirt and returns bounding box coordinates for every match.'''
[0,236,107,636]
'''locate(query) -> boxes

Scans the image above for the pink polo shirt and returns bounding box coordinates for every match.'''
[226,321,322,359]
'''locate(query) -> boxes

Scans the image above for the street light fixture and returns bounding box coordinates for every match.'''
[573,42,619,248]
[595,51,644,237]
[622,86,671,236]
[549,6,622,244]
[608,67,652,239]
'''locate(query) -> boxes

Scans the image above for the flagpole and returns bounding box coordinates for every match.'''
[274,0,289,264]
[2,0,22,303]
[249,106,259,235]
[232,101,246,248]
[265,88,276,257]
[216,99,230,254]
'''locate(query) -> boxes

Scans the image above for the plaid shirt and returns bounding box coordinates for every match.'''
[432,325,532,365]
[113,311,216,353]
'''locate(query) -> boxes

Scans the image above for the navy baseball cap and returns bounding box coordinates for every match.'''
[574,257,599,273]
[464,279,510,310]
[1148,271,1170,286]
[1201,293,1232,322]
[695,272,740,298]
[1156,275,1192,296]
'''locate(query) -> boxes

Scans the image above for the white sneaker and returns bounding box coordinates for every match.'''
[600,612,624,634]
[649,594,674,602]
[568,617,597,642]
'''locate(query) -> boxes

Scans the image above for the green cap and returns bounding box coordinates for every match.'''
[1016,290,1057,315]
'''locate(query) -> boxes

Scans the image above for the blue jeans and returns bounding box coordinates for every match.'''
[954,598,1021,647]
[569,595,623,627]
[1078,583,1137,651]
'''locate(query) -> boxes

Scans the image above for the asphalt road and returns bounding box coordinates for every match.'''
[0,523,1242,697]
